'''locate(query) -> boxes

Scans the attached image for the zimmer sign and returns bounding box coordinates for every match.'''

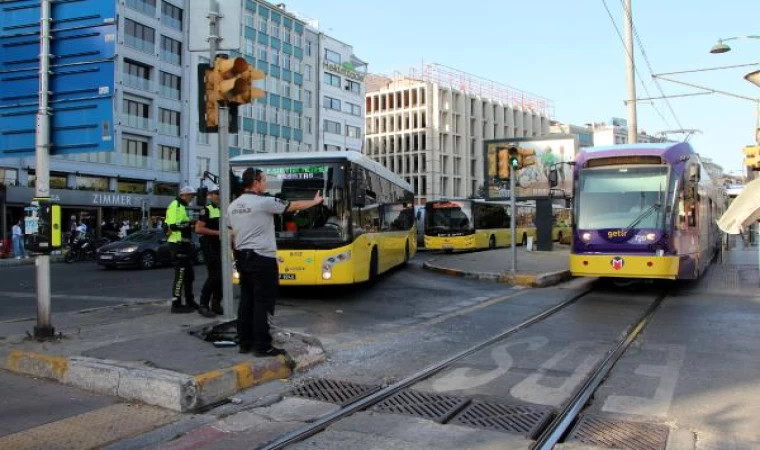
[323,61,365,82]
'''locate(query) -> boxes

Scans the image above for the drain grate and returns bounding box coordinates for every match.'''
[566,414,669,450]
[371,389,470,423]
[288,378,380,406]
[450,401,554,438]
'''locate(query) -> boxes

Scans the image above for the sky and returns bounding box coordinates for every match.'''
[283,0,760,176]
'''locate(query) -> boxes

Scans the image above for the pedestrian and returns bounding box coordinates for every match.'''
[227,168,323,356]
[11,219,25,259]
[166,186,198,314]
[195,184,223,318]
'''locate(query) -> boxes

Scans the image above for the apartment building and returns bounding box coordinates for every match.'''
[364,65,552,204]
[2,0,191,232]
[591,118,664,146]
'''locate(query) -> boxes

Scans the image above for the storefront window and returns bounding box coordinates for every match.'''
[0,168,18,186]
[118,180,147,194]
[75,175,109,192]
[153,182,178,196]
[28,173,67,189]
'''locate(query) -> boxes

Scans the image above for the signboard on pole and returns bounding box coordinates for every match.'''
[0,0,116,158]
[484,135,579,200]
[188,0,242,52]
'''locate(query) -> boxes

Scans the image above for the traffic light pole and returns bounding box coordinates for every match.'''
[206,0,235,321]
[35,0,54,339]
[510,165,517,274]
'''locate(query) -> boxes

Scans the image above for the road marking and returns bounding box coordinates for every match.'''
[602,343,686,417]
[511,340,608,406]
[432,337,548,392]
[0,292,166,303]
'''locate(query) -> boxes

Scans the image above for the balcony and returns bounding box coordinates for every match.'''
[125,0,156,17]
[159,86,180,101]
[160,50,180,66]
[156,159,180,172]
[124,35,154,54]
[158,122,180,137]
[121,153,150,169]
[123,74,152,92]
[52,152,114,164]
[163,15,182,31]
[123,114,153,131]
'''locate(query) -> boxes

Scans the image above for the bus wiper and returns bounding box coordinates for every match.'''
[624,202,661,231]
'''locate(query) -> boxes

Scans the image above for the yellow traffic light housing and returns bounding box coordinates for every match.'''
[213,56,265,105]
[744,145,760,171]
[488,147,497,177]
[497,147,510,180]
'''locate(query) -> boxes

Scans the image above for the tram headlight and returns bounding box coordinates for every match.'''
[646,233,656,241]
[581,232,592,242]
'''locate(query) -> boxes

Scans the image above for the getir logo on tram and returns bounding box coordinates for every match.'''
[607,230,628,239]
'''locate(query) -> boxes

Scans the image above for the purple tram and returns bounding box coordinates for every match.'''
[569,142,725,280]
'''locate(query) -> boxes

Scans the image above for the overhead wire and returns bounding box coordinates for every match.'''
[599,0,673,131]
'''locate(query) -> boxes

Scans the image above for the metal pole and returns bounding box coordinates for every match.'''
[623,0,638,144]
[510,165,516,274]
[206,0,235,321]
[35,0,54,339]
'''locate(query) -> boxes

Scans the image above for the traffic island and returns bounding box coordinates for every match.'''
[0,303,325,412]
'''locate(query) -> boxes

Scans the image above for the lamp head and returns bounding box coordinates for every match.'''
[710,41,731,54]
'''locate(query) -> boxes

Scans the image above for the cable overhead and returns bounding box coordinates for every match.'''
[619,0,685,132]
[599,0,673,131]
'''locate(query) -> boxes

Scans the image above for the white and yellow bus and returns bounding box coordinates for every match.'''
[552,204,572,243]
[424,199,538,251]
[229,151,417,285]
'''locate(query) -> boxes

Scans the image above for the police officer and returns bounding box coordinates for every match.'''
[227,168,323,356]
[195,184,223,318]
[166,185,198,314]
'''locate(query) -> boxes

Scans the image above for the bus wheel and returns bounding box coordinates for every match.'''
[404,241,410,264]
[369,248,379,284]
[489,235,496,249]
[522,234,528,247]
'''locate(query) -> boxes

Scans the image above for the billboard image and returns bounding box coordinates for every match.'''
[484,135,579,200]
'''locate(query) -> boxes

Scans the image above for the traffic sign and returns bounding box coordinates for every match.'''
[0,0,116,157]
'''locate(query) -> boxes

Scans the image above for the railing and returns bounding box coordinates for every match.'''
[124,35,154,54]
[160,50,181,66]
[52,152,114,164]
[121,153,150,169]
[125,0,156,17]
[162,15,182,31]
[123,74,152,92]
[156,159,180,172]
[124,115,152,130]
[158,122,180,136]
[159,85,180,101]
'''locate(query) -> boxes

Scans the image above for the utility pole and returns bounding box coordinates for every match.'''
[623,0,638,144]
[509,164,517,274]
[205,0,234,321]
[35,0,54,339]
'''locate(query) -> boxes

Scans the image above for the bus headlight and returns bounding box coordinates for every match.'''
[646,233,656,241]
[322,263,333,280]
[581,232,592,242]
[322,250,351,280]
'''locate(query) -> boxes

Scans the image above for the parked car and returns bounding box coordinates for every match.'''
[96,229,204,270]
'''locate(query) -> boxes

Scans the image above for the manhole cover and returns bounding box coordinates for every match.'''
[288,378,379,406]
[372,389,470,423]
[450,401,553,438]
[566,414,669,450]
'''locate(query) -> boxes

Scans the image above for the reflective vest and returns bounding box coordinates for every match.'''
[165,198,190,243]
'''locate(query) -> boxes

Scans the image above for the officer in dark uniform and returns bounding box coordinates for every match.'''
[165,185,198,313]
[195,184,223,317]
[227,168,323,356]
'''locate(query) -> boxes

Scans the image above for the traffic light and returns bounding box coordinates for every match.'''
[744,145,760,170]
[519,147,536,167]
[497,147,510,180]
[487,147,497,178]
[508,146,521,170]
[199,56,265,133]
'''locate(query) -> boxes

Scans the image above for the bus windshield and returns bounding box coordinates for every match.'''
[576,165,668,229]
[425,201,474,235]
[253,163,350,248]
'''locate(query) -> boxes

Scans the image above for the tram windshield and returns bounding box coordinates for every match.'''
[576,166,668,229]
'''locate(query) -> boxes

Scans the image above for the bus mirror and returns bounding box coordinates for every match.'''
[548,169,559,188]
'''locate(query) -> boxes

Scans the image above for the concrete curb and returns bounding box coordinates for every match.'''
[422,260,572,287]
[2,344,325,412]
[0,255,65,267]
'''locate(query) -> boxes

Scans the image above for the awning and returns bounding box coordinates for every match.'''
[718,176,760,234]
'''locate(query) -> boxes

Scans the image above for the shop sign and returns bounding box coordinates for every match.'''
[91,193,146,207]
[323,61,365,82]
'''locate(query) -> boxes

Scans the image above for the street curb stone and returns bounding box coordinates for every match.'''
[2,343,324,412]
[422,260,572,287]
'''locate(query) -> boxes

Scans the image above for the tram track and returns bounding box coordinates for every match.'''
[255,284,669,450]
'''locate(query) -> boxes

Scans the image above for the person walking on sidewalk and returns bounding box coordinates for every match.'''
[227,168,323,356]
[12,219,25,259]
[166,186,198,314]
[195,184,223,318]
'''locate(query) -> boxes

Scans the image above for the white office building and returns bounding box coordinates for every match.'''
[364,64,553,204]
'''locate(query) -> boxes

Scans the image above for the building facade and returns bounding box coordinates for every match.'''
[590,118,663,146]
[1,0,191,236]
[549,122,594,148]
[364,65,552,204]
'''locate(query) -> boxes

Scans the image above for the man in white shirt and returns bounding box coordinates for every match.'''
[11,219,25,259]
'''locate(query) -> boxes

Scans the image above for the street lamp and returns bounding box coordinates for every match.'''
[709,36,760,54]
[746,70,760,89]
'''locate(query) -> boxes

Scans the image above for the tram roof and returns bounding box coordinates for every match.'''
[230,150,413,192]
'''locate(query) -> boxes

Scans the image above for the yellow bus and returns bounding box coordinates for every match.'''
[425,199,539,251]
[552,204,572,243]
[229,151,416,285]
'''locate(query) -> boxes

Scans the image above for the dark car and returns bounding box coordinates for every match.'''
[96,229,204,270]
